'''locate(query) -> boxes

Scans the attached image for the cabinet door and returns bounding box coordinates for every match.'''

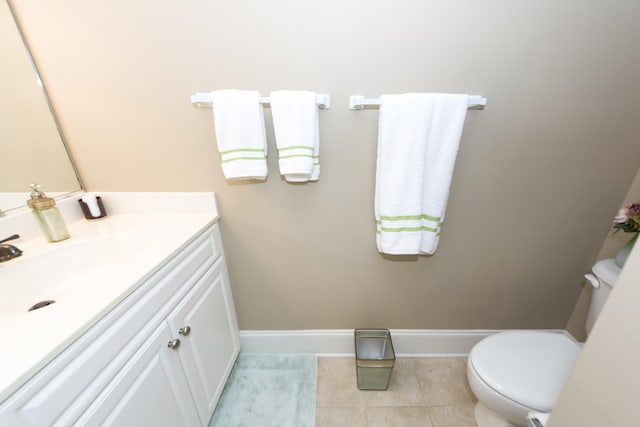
[75,323,201,427]
[167,259,240,425]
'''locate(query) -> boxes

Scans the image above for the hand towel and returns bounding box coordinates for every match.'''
[375,93,469,255]
[269,90,320,182]
[211,89,268,180]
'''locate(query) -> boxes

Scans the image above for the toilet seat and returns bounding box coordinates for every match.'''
[468,331,581,412]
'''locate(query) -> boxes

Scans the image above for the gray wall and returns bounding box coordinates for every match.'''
[13,0,640,330]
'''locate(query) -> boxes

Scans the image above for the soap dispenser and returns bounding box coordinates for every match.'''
[27,184,70,242]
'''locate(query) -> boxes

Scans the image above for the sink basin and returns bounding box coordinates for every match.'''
[0,238,143,320]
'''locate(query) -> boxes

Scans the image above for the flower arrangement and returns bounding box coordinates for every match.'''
[612,201,640,234]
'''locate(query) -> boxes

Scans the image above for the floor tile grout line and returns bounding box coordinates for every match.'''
[411,359,438,427]
[412,359,429,407]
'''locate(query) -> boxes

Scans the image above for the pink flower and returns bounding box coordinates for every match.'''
[625,202,640,219]
[612,201,640,233]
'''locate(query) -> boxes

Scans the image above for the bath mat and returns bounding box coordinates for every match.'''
[208,353,317,427]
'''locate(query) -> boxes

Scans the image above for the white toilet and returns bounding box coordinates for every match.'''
[466,259,621,427]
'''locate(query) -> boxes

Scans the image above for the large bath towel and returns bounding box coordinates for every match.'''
[375,93,469,255]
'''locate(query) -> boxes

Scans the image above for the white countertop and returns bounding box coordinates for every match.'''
[0,192,219,402]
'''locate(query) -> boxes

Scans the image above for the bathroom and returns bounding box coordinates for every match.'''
[2,0,640,425]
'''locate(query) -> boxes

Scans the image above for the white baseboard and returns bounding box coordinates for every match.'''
[238,329,503,357]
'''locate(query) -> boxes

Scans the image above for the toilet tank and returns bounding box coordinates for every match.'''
[584,259,621,335]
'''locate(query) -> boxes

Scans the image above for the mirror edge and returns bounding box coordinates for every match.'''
[3,0,84,214]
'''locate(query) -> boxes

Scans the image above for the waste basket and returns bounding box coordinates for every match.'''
[354,329,395,390]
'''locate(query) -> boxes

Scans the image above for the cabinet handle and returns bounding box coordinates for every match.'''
[167,339,181,350]
[178,326,192,336]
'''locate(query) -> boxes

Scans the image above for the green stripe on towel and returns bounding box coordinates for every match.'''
[375,229,441,236]
[278,146,315,152]
[219,148,265,155]
[279,154,316,160]
[379,225,439,233]
[379,214,441,222]
[221,156,266,163]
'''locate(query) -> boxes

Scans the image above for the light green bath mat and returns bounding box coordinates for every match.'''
[208,354,317,427]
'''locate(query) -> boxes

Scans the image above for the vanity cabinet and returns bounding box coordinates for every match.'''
[0,221,240,427]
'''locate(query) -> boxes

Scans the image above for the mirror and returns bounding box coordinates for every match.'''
[0,0,82,214]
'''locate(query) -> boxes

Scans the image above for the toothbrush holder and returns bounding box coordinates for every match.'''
[78,196,107,220]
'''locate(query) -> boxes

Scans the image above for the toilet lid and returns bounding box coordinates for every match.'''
[469,331,581,412]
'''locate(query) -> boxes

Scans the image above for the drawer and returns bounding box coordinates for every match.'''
[0,224,220,427]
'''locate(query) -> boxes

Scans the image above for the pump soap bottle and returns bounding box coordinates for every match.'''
[27,184,70,242]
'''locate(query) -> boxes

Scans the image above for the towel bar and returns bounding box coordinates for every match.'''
[349,95,487,110]
[191,93,331,109]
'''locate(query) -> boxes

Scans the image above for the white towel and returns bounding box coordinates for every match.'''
[211,90,268,180]
[269,90,320,182]
[375,93,469,255]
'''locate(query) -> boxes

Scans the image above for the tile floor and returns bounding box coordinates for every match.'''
[316,357,478,427]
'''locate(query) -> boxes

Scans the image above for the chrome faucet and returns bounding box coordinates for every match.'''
[0,234,23,263]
